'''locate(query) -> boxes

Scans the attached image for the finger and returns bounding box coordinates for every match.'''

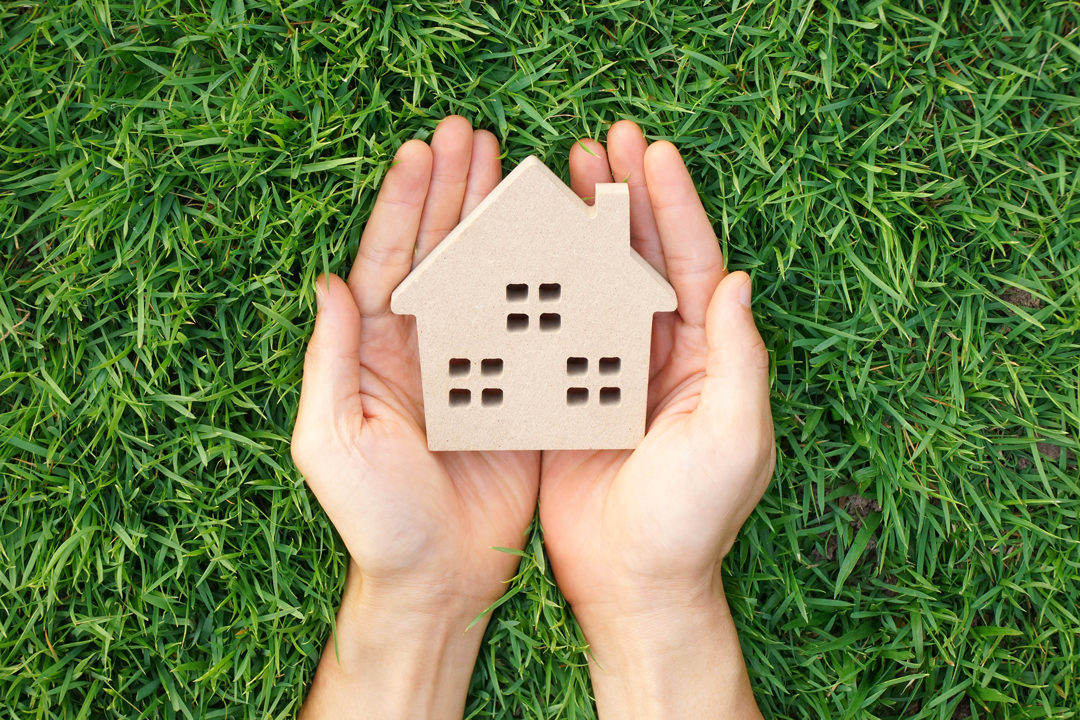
[698,272,771,436]
[606,120,666,274]
[349,139,432,317]
[293,274,364,476]
[643,141,725,327]
[460,129,502,220]
[569,138,613,204]
[414,116,474,265]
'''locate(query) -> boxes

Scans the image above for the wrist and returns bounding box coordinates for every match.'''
[572,579,762,720]
[301,565,492,720]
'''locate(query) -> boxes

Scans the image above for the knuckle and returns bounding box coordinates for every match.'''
[759,435,777,479]
[302,343,322,366]
[300,346,329,380]
[290,428,318,476]
[746,335,771,371]
[745,429,773,467]
[358,240,415,269]
[291,410,360,480]
[417,225,456,248]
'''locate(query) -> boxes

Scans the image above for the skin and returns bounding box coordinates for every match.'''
[292,116,775,719]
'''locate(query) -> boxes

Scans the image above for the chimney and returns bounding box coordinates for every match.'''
[591,183,630,246]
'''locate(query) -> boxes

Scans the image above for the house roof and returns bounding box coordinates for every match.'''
[391,155,676,315]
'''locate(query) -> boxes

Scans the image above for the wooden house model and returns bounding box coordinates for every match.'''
[391,156,676,451]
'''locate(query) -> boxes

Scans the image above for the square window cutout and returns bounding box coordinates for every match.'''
[599,357,621,375]
[539,313,561,332]
[481,359,503,376]
[507,314,528,332]
[481,388,503,407]
[449,358,470,377]
[566,357,588,376]
[449,389,471,407]
[506,284,528,302]
[539,283,561,301]
[599,387,621,406]
[567,387,588,406]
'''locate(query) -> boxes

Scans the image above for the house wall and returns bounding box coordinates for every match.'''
[417,299,655,451]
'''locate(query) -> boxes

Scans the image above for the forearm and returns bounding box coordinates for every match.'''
[301,565,488,720]
[575,581,762,720]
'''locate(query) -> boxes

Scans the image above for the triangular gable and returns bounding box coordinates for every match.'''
[391,155,676,315]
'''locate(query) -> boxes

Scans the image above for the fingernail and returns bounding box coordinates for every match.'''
[315,283,326,311]
[738,280,752,308]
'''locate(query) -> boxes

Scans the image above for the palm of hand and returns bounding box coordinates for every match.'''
[541,314,709,594]
[539,127,774,610]
[293,119,539,606]
[345,313,539,594]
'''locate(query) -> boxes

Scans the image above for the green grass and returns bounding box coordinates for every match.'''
[1,0,1079,717]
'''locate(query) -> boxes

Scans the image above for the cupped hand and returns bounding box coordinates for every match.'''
[539,122,775,718]
[292,117,540,718]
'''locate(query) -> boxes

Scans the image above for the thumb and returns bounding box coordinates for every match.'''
[698,271,772,435]
[292,273,363,475]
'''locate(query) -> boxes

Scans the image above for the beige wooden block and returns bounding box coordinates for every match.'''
[391,156,676,451]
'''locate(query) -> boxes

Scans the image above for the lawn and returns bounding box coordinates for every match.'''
[2,0,1079,717]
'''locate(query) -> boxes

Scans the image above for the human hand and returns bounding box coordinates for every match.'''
[292,117,540,719]
[539,122,775,718]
